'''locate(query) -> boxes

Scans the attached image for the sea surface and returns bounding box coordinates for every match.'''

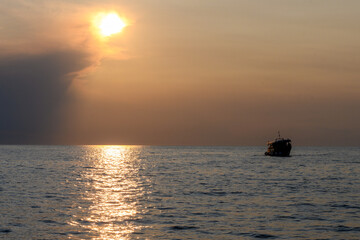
[0,146,359,239]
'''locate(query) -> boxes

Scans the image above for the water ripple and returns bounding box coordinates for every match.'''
[0,145,359,239]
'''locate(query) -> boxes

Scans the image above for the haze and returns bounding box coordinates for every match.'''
[1,0,359,146]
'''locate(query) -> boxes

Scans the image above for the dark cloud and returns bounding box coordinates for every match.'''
[0,50,93,144]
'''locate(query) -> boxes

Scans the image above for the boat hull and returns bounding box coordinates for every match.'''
[264,150,291,157]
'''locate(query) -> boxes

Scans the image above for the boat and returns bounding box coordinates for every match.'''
[265,132,292,157]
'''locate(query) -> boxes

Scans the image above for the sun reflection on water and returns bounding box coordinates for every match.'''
[70,145,146,239]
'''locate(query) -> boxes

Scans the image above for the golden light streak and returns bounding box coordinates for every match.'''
[69,146,147,239]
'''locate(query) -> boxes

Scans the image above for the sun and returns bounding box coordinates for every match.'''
[95,12,127,37]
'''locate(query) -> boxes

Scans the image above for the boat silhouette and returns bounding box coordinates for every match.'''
[265,132,292,157]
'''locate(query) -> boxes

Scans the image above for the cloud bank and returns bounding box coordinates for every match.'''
[0,50,94,143]
[0,1,102,143]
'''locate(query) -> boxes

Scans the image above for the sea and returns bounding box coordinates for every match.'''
[0,145,359,240]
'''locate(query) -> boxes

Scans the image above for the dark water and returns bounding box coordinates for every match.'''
[0,146,359,239]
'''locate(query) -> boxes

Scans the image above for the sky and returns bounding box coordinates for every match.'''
[0,0,359,146]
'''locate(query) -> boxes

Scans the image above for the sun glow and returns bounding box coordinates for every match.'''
[96,12,127,37]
